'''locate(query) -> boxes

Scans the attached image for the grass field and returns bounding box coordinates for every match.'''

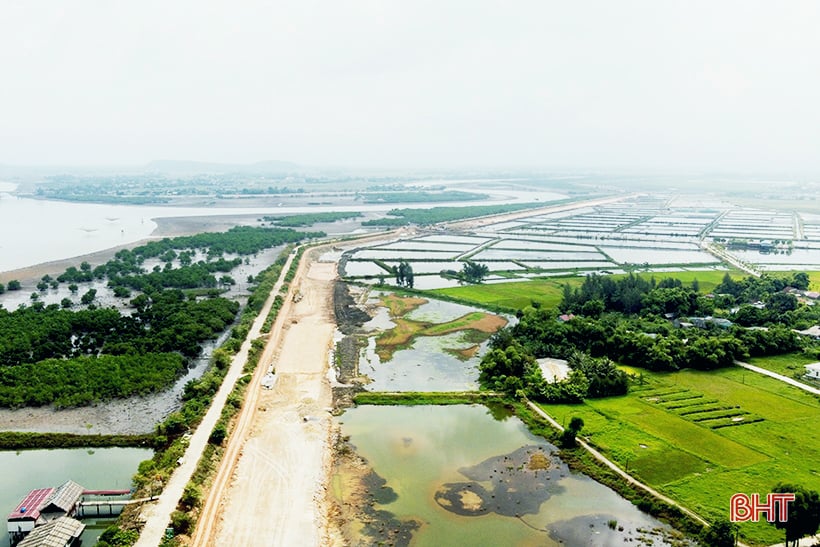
[432,270,743,311]
[433,277,584,310]
[747,353,819,381]
[807,271,820,291]
[541,364,820,546]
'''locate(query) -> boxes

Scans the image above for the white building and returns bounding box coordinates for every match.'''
[804,363,820,380]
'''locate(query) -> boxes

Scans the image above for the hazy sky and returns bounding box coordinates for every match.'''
[1,1,819,172]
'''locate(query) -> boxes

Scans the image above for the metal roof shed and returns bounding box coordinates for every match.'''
[7,488,54,533]
[17,517,84,547]
[39,481,84,520]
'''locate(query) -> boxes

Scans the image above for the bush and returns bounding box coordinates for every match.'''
[170,510,193,534]
[97,526,139,546]
[180,483,202,510]
[208,423,227,445]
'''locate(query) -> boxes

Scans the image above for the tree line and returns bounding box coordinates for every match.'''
[479,271,815,402]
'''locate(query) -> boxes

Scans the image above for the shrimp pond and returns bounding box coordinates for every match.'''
[334,405,690,547]
[357,293,508,391]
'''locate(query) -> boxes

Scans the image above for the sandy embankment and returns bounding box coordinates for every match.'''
[198,255,338,546]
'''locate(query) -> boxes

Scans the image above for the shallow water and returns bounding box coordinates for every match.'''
[0,447,151,547]
[339,405,685,547]
[403,298,486,324]
[360,334,481,392]
[0,190,567,273]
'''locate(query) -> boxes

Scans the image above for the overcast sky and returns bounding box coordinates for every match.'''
[1,1,819,172]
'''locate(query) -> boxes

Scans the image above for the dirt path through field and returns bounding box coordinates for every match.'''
[193,251,337,547]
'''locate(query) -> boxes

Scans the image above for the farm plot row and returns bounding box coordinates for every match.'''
[543,365,820,546]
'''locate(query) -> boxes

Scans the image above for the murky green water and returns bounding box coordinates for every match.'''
[361,334,481,392]
[339,405,686,547]
[361,297,508,392]
[0,447,151,547]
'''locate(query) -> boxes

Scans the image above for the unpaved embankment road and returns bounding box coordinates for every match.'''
[193,251,337,547]
[135,251,299,547]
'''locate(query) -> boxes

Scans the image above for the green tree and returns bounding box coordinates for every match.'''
[209,423,227,445]
[580,298,604,318]
[170,510,192,534]
[68,283,78,293]
[60,298,73,309]
[478,342,539,395]
[560,416,585,447]
[81,288,97,305]
[97,526,139,547]
[772,483,820,547]
[7,279,21,291]
[699,519,736,547]
[112,286,131,298]
[767,292,798,314]
[394,260,414,288]
[460,261,490,283]
[180,483,202,510]
[792,272,810,290]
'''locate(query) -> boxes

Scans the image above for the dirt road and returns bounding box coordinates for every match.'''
[192,250,337,547]
[735,360,820,395]
[134,251,299,547]
[527,401,755,547]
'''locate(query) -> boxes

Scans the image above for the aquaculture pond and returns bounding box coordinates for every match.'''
[360,295,508,392]
[337,405,688,547]
[0,446,151,547]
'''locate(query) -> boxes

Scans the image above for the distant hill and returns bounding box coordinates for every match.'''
[144,160,299,174]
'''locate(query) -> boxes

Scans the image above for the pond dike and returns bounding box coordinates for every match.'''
[332,282,370,406]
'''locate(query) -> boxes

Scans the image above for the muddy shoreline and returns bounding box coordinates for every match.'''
[0,214,277,434]
[0,213,262,284]
[328,427,419,547]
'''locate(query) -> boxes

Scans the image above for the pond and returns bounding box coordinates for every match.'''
[376,241,477,253]
[359,296,508,391]
[360,335,481,391]
[336,405,688,547]
[0,446,151,547]
[732,248,820,266]
[351,249,461,261]
[472,249,607,262]
[415,235,491,245]
[341,260,390,277]
[600,248,718,265]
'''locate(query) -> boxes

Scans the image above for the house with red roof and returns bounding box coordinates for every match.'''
[7,487,54,543]
[7,481,84,546]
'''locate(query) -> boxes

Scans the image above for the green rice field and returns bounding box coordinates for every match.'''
[541,364,820,545]
[433,269,742,311]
